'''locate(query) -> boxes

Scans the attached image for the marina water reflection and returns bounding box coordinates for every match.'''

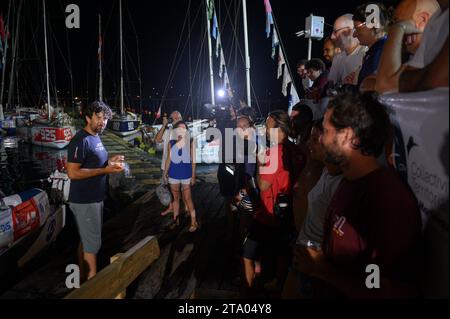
[0,138,67,197]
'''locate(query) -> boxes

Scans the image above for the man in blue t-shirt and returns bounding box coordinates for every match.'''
[67,101,124,281]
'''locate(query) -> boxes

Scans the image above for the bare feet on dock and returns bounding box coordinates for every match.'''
[161,207,173,216]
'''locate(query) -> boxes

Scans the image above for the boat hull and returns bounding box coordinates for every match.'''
[17,125,76,149]
[108,119,141,137]
[0,120,17,136]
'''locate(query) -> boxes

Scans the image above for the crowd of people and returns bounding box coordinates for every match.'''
[65,0,448,298]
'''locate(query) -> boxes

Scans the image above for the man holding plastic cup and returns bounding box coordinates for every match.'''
[67,101,125,282]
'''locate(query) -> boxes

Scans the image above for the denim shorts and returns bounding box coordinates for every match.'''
[168,178,191,185]
[70,202,104,254]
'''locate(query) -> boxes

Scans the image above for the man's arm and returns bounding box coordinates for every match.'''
[155,117,169,144]
[375,24,412,94]
[294,245,418,298]
[400,36,449,92]
[67,162,122,180]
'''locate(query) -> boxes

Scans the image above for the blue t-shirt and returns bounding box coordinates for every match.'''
[357,36,387,87]
[168,140,192,180]
[68,129,109,203]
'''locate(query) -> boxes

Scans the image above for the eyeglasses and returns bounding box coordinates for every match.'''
[332,26,353,35]
[354,22,367,30]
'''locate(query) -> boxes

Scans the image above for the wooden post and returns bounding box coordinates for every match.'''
[110,254,126,299]
[65,236,160,299]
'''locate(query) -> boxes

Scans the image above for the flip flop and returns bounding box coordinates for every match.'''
[188,221,199,233]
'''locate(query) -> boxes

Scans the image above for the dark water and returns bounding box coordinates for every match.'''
[0,138,67,197]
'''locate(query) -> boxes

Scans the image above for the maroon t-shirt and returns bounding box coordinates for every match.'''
[323,167,422,285]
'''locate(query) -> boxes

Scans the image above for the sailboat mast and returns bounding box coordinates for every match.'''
[205,0,215,106]
[7,0,23,111]
[0,0,12,121]
[43,0,52,119]
[99,14,103,102]
[242,0,251,107]
[119,0,124,114]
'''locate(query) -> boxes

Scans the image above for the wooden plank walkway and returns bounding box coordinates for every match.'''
[0,133,240,299]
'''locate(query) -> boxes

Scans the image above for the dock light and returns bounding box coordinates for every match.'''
[217,89,226,98]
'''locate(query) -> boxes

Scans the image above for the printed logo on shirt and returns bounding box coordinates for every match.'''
[95,142,105,152]
[333,216,346,237]
[74,147,78,160]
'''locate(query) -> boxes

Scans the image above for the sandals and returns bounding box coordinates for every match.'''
[189,221,199,233]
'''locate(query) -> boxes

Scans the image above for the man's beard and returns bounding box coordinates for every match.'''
[336,35,353,52]
[323,140,346,166]
[324,151,345,166]
[92,124,105,134]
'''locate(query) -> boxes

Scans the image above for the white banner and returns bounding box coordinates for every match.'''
[379,88,449,227]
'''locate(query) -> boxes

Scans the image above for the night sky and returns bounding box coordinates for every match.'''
[0,0,398,117]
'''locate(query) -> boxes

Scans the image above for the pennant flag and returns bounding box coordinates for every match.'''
[207,0,214,21]
[156,105,162,119]
[224,69,233,97]
[0,14,6,42]
[264,0,274,38]
[215,34,221,58]
[288,86,300,115]
[271,29,279,59]
[277,50,285,79]
[219,50,226,78]
[282,68,292,96]
[0,14,5,65]
[98,34,103,62]
[212,12,218,39]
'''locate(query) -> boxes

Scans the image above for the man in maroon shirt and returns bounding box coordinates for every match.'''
[294,93,422,298]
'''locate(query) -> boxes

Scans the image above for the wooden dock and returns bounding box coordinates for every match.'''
[0,131,240,299]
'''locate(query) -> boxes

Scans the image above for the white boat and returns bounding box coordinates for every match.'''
[108,113,141,137]
[0,186,67,268]
[16,112,76,149]
[107,2,142,138]
[14,1,76,150]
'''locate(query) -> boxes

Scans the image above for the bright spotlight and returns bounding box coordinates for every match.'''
[217,89,226,98]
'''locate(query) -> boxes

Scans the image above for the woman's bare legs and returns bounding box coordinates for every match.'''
[170,183,181,222]
[182,184,198,232]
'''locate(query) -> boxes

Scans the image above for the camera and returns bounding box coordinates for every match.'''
[274,193,290,220]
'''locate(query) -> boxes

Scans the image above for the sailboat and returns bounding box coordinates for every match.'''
[0,1,15,137]
[16,0,76,149]
[107,0,141,137]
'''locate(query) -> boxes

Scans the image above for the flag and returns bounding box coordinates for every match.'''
[98,34,102,62]
[219,50,226,78]
[282,68,292,96]
[277,50,285,79]
[0,14,6,42]
[156,105,162,119]
[215,34,221,58]
[288,86,300,115]
[264,0,274,38]
[271,29,279,59]
[212,12,218,39]
[207,0,214,20]
[0,13,5,68]
[0,36,3,62]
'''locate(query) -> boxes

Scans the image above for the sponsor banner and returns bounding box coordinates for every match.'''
[379,88,449,226]
[0,206,13,249]
[11,199,41,242]
[18,205,66,268]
